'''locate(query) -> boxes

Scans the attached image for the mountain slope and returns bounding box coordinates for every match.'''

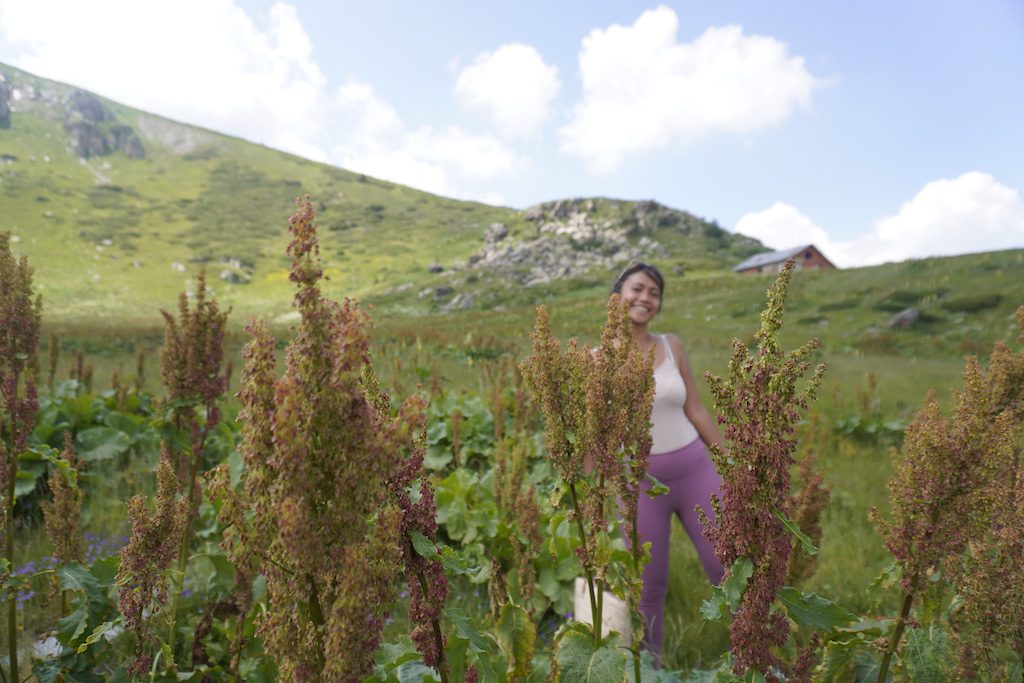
[0,63,761,324]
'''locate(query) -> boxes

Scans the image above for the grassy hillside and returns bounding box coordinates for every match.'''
[0,62,759,326]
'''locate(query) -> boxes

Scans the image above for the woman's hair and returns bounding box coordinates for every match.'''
[610,261,665,309]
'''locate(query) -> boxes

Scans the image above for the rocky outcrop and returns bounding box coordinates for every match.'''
[0,79,11,127]
[110,125,145,159]
[66,90,112,123]
[465,205,665,287]
[65,121,110,157]
[62,89,145,159]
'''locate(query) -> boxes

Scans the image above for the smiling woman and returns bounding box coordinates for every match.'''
[610,261,726,664]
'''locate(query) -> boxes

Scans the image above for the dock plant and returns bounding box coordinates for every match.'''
[0,231,42,681]
[220,197,436,681]
[699,259,828,680]
[872,324,1021,681]
[158,267,230,658]
[521,294,655,682]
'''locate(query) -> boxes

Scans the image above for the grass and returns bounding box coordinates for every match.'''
[6,60,1024,679]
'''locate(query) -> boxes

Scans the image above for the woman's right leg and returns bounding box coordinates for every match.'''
[635,471,674,660]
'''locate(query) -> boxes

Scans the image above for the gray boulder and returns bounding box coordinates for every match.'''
[485,222,508,244]
[888,308,919,329]
[219,269,251,284]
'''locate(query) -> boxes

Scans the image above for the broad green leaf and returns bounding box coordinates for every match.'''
[409,530,439,559]
[554,628,627,683]
[396,661,440,683]
[442,607,493,653]
[372,641,422,678]
[76,620,116,654]
[496,603,536,676]
[32,659,63,683]
[439,545,481,577]
[57,605,90,646]
[103,411,143,435]
[777,587,856,632]
[56,563,112,646]
[723,558,753,609]
[772,508,818,556]
[904,626,952,683]
[15,465,46,498]
[1008,658,1022,683]
[628,650,685,682]
[75,426,131,462]
[701,557,753,621]
[817,636,864,683]
[644,473,670,499]
[470,648,506,683]
[446,632,470,683]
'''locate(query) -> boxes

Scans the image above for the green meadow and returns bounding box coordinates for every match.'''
[5,62,1024,679]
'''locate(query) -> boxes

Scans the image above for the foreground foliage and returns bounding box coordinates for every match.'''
[5,204,1023,682]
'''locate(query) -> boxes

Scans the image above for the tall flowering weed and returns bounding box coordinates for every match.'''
[699,259,827,679]
[871,305,1024,682]
[1,230,42,680]
[228,197,436,682]
[116,450,188,676]
[520,295,654,679]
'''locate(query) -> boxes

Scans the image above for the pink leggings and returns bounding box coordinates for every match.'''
[634,439,724,658]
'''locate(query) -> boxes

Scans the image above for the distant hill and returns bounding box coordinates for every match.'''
[0,62,763,325]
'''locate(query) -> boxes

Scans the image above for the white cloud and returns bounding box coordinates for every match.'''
[0,0,332,160]
[559,5,821,171]
[735,173,1024,267]
[454,43,560,137]
[851,172,1024,265]
[0,0,523,202]
[735,202,836,252]
[331,79,525,201]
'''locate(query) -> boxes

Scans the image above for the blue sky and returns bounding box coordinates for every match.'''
[1,0,1022,266]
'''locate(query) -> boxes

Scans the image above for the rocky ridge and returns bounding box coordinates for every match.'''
[0,64,211,162]
[421,198,761,311]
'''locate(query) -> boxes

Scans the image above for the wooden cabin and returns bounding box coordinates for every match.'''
[733,244,837,274]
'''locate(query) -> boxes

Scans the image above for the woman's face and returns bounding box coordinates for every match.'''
[618,271,661,325]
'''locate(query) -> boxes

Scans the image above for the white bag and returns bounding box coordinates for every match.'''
[572,577,632,647]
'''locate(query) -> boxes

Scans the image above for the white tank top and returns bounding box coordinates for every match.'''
[650,335,700,454]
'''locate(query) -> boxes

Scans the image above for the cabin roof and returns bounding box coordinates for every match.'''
[733,245,815,272]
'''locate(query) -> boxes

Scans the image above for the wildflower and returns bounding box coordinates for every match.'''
[872,349,1018,681]
[953,461,1024,679]
[1,231,42,679]
[157,266,231,659]
[41,432,84,565]
[785,445,830,586]
[116,451,188,676]
[699,260,827,679]
[520,294,654,672]
[236,197,428,681]
[493,441,543,606]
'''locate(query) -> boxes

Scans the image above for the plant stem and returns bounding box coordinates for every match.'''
[167,416,212,660]
[567,483,599,628]
[306,573,326,672]
[877,580,917,683]
[230,610,245,682]
[629,520,643,683]
[5,416,19,683]
[414,561,450,683]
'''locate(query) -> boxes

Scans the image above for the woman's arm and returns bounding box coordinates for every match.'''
[666,334,725,451]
